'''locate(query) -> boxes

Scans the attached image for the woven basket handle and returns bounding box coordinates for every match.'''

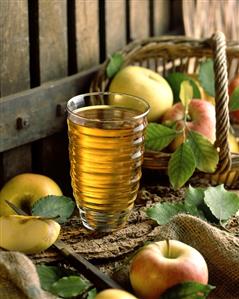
[211,31,231,174]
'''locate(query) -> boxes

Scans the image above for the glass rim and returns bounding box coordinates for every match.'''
[66,91,150,123]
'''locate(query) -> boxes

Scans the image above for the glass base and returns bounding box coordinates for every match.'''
[79,208,131,232]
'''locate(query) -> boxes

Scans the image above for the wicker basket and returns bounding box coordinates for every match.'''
[90,32,239,188]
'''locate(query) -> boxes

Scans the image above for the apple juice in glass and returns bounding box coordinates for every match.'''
[67,92,149,232]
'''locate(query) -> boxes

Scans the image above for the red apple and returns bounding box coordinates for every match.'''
[161,99,216,151]
[229,74,239,123]
[129,240,208,299]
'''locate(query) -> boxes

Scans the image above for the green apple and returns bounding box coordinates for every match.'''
[109,66,173,122]
[95,289,138,299]
[0,215,60,254]
[0,173,62,216]
[129,240,208,299]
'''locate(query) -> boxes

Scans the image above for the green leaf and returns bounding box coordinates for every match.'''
[50,276,90,298]
[36,265,63,291]
[146,202,187,225]
[187,130,219,173]
[185,185,205,207]
[229,87,239,111]
[184,186,207,219]
[204,185,239,221]
[106,52,124,78]
[87,288,97,299]
[31,195,75,224]
[166,72,201,102]
[160,281,215,299]
[198,59,215,97]
[145,123,178,151]
[180,81,193,107]
[168,142,196,189]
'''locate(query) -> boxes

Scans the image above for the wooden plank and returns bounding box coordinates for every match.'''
[0,0,30,95]
[37,0,68,183]
[0,0,31,184]
[153,0,170,35]
[129,0,150,40]
[75,0,99,71]
[105,0,126,55]
[39,0,67,82]
[0,66,99,153]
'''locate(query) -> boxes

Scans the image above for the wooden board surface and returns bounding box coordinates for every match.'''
[75,0,100,71]
[0,0,32,183]
[0,67,98,153]
[129,0,150,40]
[105,0,126,54]
[36,0,68,186]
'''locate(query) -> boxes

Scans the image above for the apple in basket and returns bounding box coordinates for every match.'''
[0,173,62,216]
[129,240,208,299]
[109,65,174,122]
[229,74,239,123]
[161,99,216,151]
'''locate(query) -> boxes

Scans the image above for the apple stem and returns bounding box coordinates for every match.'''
[166,239,170,258]
[5,200,28,216]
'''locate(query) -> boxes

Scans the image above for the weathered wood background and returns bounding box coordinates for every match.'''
[0,0,183,192]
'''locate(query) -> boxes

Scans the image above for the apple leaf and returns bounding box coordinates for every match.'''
[229,86,239,111]
[146,202,187,225]
[184,185,217,223]
[187,130,219,173]
[204,185,239,221]
[198,59,215,97]
[145,123,178,151]
[168,142,196,189]
[87,288,97,299]
[106,52,124,78]
[184,186,207,219]
[31,195,75,223]
[166,72,201,102]
[146,201,201,225]
[36,265,64,291]
[49,276,90,298]
[160,281,215,299]
[180,80,193,108]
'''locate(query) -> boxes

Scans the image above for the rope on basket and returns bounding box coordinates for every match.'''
[212,31,231,174]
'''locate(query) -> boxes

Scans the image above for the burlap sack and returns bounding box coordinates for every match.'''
[114,214,239,299]
[0,251,57,299]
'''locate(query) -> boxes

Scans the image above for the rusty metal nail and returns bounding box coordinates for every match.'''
[16,117,30,130]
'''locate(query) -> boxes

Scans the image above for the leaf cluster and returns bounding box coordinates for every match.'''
[145,124,219,189]
[37,264,96,298]
[147,184,239,226]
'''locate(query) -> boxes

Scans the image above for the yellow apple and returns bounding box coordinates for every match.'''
[94,289,138,299]
[0,215,60,254]
[0,173,62,216]
[109,66,174,122]
[228,131,239,153]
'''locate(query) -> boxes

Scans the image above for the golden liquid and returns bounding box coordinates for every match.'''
[67,105,147,231]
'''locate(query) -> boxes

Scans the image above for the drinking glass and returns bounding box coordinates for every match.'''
[67,92,149,232]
